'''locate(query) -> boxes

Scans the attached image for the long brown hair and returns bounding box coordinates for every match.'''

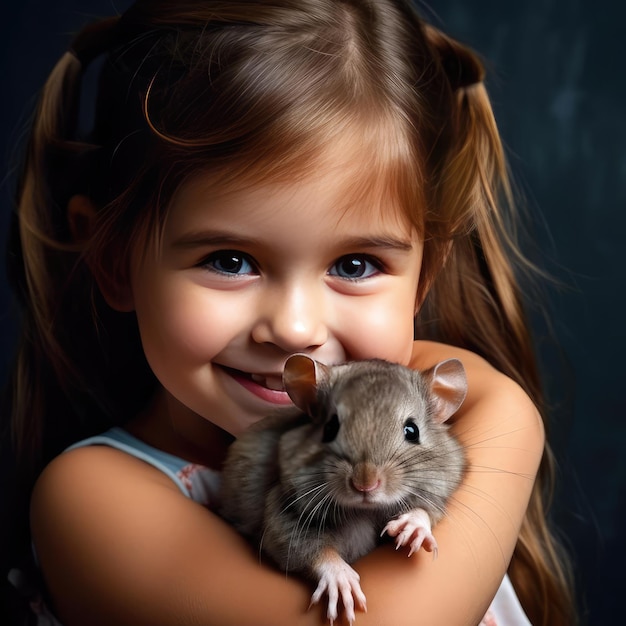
[3,1,575,623]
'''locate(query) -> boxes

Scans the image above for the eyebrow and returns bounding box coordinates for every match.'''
[171,230,415,252]
[171,231,256,249]
[336,235,415,252]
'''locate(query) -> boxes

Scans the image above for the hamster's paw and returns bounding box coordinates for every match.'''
[382,509,438,558]
[310,555,367,624]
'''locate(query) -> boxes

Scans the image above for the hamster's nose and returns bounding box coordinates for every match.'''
[350,463,382,493]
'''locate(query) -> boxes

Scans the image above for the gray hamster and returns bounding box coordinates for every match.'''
[219,354,468,624]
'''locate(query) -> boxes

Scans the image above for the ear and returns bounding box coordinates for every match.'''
[67,194,135,312]
[422,358,467,424]
[282,354,331,421]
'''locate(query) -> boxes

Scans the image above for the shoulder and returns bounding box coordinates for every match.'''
[30,443,199,542]
[30,444,190,567]
[30,445,318,625]
[32,443,182,507]
[30,445,205,623]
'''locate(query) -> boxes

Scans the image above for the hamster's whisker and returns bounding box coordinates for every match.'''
[318,494,338,540]
[294,491,334,549]
[285,489,333,571]
[464,464,534,481]
[443,492,510,569]
[392,446,436,464]
[402,487,447,516]
[297,487,332,533]
[280,482,326,515]
[398,445,460,463]
[456,424,528,449]
[403,467,464,480]
[453,482,520,526]
[283,483,328,549]
[331,495,348,527]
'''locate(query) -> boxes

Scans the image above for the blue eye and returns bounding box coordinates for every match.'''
[329,255,380,280]
[202,250,256,275]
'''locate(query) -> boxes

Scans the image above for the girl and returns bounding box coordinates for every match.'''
[2,0,576,624]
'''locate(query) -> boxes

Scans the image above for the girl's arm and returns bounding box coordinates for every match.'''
[30,340,544,626]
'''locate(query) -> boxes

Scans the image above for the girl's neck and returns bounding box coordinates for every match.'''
[124,387,234,470]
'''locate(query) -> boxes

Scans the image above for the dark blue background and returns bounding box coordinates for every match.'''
[2,1,624,623]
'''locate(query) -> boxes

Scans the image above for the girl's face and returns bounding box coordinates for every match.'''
[128,154,423,437]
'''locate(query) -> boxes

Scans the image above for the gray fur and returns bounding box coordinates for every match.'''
[219,357,467,578]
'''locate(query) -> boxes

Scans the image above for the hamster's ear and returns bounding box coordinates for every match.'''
[283,354,331,421]
[67,195,134,312]
[422,358,467,424]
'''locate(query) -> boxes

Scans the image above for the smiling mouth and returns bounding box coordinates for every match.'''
[220,365,293,406]
[250,373,284,391]
[221,366,284,391]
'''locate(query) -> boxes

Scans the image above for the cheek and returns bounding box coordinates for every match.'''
[131,272,238,366]
[344,254,422,364]
[339,293,416,365]
[352,311,415,364]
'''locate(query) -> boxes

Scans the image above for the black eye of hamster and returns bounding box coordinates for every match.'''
[403,419,420,443]
[322,413,340,443]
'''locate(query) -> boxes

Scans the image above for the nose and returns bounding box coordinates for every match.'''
[251,281,329,352]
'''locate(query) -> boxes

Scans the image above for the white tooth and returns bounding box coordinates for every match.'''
[249,373,284,391]
[264,376,284,391]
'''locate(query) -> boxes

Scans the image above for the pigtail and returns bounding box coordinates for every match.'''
[1,19,132,602]
[416,24,577,626]
[418,24,533,392]
[8,15,120,484]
